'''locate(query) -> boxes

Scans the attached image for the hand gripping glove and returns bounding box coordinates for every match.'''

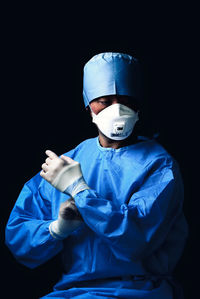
[49,198,83,240]
[41,150,90,197]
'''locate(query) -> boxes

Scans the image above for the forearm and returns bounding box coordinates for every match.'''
[5,218,63,269]
[74,183,181,261]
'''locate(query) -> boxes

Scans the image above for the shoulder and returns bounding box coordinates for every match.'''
[74,137,97,150]
[127,140,183,195]
[137,140,182,183]
[128,139,178,170]
[62,137,97,158]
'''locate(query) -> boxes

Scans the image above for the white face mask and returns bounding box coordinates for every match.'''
[91,103,139,141]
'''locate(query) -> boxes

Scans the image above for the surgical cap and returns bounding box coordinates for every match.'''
[83,52,142,107]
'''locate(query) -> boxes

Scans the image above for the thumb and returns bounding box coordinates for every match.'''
[61,155,75,164]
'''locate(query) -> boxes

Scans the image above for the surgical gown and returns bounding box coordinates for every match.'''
[5,137,188,298]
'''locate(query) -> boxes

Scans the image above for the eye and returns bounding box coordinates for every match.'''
[97,100,110,106]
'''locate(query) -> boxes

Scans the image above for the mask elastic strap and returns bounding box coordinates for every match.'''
[86,98,97,118]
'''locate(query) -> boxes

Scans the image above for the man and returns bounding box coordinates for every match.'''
[5,52,188,298]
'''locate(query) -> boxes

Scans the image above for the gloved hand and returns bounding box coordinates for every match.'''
[49,198,83,240]
[40,150,90,197]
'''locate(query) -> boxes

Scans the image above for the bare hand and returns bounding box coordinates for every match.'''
[59,198,83,221]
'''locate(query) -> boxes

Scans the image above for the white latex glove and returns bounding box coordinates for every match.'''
[49,198,83,240]
[40,150,90,197]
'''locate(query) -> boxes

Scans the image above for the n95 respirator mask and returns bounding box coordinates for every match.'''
[91,103,139,141]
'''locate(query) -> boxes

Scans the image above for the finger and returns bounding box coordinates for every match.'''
[61,155,74,164]
[45,157,51,165]
[41,163,48,172]
[45,150,58,159]
[40,170,46,178]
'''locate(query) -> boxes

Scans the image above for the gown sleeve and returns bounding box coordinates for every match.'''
[5,172,63,269]
[74,156,188,262]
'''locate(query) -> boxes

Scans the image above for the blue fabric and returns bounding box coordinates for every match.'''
[5,137,188,298]
[83,52,143,107]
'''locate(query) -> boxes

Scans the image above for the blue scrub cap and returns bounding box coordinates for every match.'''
[83,52,142,107]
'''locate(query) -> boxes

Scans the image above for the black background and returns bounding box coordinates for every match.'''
[1,2,199,298]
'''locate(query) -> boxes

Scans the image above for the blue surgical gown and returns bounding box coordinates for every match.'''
[5,137,188,298]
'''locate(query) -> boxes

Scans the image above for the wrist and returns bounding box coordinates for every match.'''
[49,217,83,240]
[63,176,90,197]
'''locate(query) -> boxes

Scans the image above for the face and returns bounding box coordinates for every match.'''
[89,95,139,115]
